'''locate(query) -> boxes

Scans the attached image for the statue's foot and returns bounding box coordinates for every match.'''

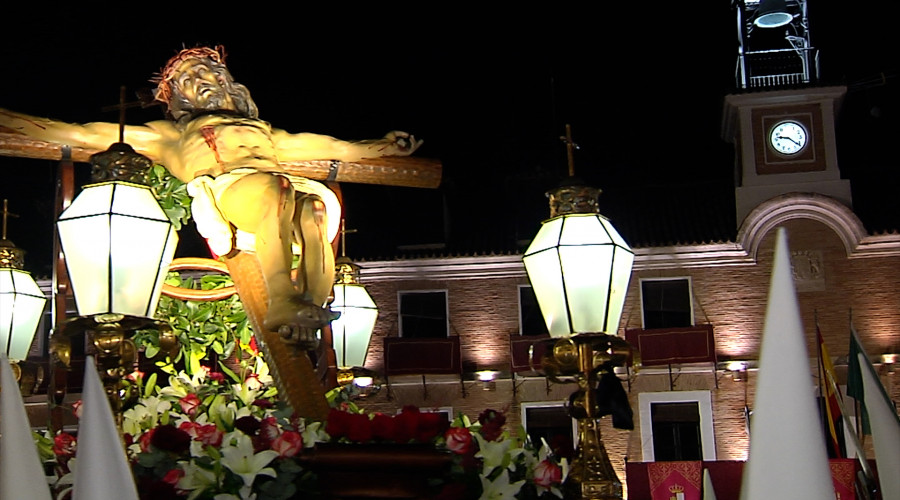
[264,296,340,351]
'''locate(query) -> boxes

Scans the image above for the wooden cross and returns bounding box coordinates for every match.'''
[0,133,441,189]
[0,94,441,423]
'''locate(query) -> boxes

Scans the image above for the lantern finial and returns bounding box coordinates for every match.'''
[0,200,25,269]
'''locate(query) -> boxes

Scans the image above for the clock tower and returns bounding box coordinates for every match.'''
[722,1,852,226]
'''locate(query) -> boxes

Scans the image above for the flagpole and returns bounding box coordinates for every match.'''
[816,311,823,401]
[821,346,875,500]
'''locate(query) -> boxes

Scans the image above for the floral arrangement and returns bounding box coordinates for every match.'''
[437,409,568,500]
[37,367,568,500]
[33,227,568,499]
[37,360,327,500]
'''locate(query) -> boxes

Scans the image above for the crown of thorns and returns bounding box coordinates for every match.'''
[153,45,227,105]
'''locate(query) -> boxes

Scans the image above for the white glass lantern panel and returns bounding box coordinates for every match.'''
[600,216,631,250]
[331,284,378,368]
[332,284,377,309]
[147,226,179,315]
[57,213,112,316]
[558,215,614,246]
[58,182,177,318]
[0,269,47,361]
[559,244,614,333]
[110,215,177,316]
[524,217,564,256]
[523,247,570,337]
[110,183,170,222]
[606,248,634,335]
[57,182,115,220]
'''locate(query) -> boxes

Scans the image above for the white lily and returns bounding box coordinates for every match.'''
[231,383,261,407]
[122,396,171,436]
[220,433,278,490]
[301,420,329,448]
[474,433,525,477]
[479,469,526,500]
[178,461,220,500]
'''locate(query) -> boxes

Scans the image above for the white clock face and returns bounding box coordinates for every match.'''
[769,120,808,155]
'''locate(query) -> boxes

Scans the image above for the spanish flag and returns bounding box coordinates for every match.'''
[816,326,845,458]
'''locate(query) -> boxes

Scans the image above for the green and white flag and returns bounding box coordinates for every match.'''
[847,326,900,500]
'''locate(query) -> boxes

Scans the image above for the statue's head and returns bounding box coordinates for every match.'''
[154,46,258,122]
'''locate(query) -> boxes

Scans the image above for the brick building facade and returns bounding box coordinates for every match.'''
[345,190,900,495]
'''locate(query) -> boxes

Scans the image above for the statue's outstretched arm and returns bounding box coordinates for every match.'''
[272,129,422,162]
[0,108,175,162]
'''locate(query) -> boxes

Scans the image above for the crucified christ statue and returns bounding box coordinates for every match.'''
[0,46,420,349]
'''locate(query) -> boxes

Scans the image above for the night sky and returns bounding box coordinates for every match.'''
[1,6,896,276]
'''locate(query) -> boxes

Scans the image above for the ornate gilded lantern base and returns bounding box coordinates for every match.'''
[543,334,637,500]
[51,314,175,420]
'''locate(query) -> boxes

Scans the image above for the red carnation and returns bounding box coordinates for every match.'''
[477,409,506,441]
[393,406,421,443]
[208,371,226,383]
[259,416,281,442]
[252,398,274,409]
[53,432,76,459]
[139,428,156,453]
[444,426,474,455]
[416,411,449,442]
[533,459,563,488]
[325,409,353,439]
[162,468,185,486]
[346,412,374,443]
[371,413,397,442]
[71,400,83,419]
[271,431,303,458]
[195,424,224,447]
[179,393,201,417]
[150,425,191,454]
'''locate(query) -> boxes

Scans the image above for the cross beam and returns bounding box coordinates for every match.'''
[0,133,442,189]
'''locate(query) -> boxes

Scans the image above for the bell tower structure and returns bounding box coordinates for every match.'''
[722,0,851,226]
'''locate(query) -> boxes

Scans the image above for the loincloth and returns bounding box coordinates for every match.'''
[187,168,341,257]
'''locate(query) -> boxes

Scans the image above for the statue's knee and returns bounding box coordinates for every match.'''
[296,194,327,226]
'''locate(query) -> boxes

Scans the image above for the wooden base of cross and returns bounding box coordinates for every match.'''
[223,251,330,422]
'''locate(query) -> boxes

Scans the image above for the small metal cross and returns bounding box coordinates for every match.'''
[559,123,580,177]
[339,218,358,258]
[1,199,19,241]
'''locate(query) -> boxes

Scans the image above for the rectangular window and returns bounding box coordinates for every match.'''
[638,391,716,461]
[520,402,576,460]
[518,285,548,336]
[650,402,702,461]
[640,278,694,329]
[399,290,448,338]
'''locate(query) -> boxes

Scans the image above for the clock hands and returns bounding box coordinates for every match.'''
[775,134,802,147]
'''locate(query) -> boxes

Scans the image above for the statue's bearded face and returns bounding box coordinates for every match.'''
[172,59,237,111]
[166,57,258,122]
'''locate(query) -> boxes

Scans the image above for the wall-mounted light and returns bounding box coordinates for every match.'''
[476,370,499,391]
[882,353,897,373]
[724,360,750,381]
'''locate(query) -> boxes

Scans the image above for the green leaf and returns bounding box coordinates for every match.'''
[144,373,158,396]
[223,340,236,358]
[144,344,160,359]
[218,362,241,383]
